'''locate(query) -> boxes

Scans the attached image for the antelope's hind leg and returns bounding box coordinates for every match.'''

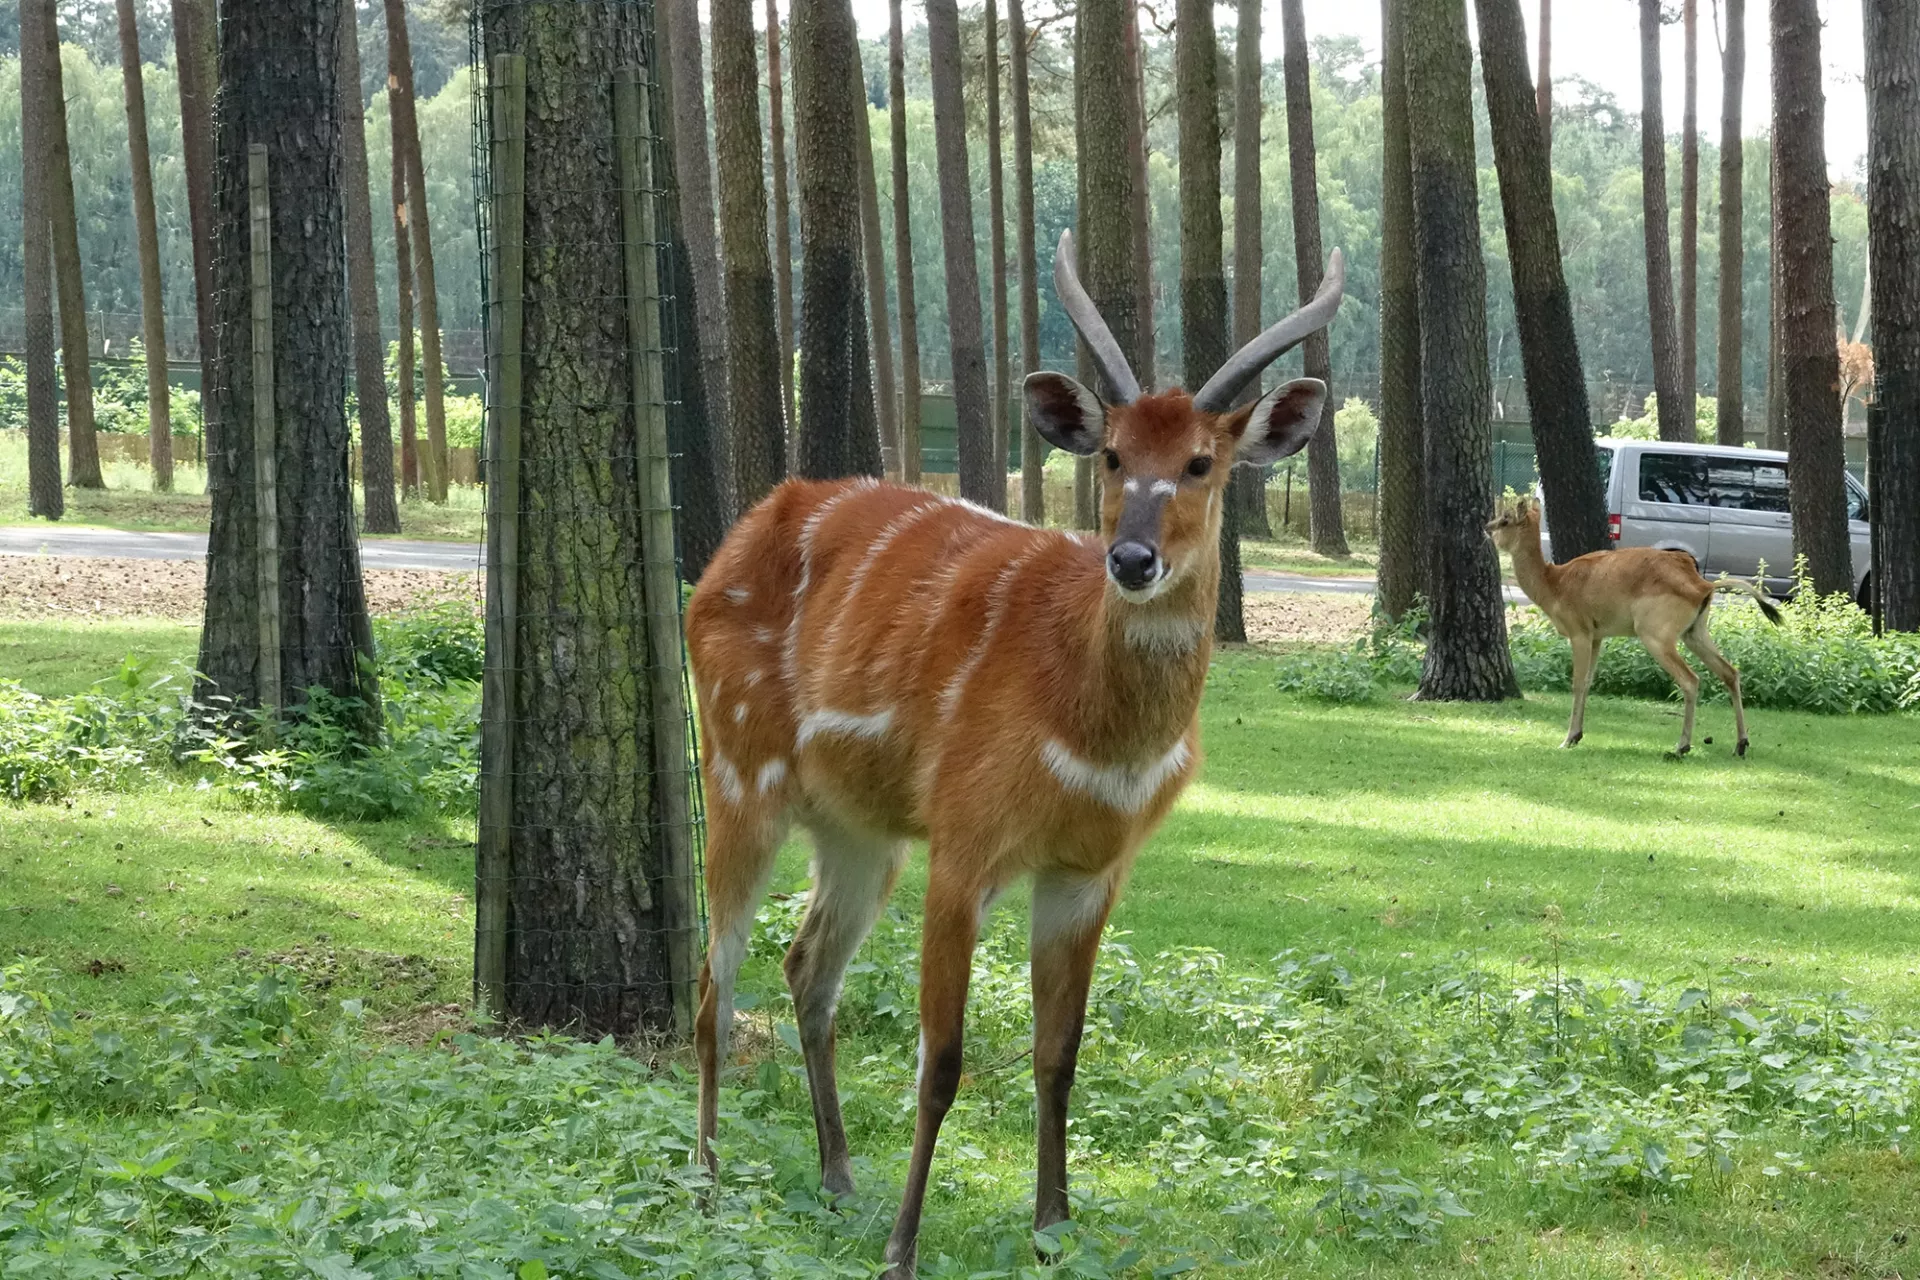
[1641,631,1702,756]
[786,815,908,1199]
[1683,610,1748,755]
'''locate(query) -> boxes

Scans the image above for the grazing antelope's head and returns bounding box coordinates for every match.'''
[1024,230,1344,602]
[1485,495,1542,553]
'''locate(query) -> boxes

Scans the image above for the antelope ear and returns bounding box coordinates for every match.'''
[1233,378,1327,467]
[1023,372,1106,456]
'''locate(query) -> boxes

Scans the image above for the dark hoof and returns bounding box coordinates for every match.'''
[1737,738,1749,758]
[1665,746,1690,761]
[1560,733,1582,749]
[821,1169,856,1203]
[880,1246,916,1280]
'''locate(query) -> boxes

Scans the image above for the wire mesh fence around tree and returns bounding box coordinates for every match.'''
[469,0,707,1043]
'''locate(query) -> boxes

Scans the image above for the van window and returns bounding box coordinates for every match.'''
[1847,479,1868,521]
[1637,452,1709,506]
[1595,448,1614,493]
[1706,459,1790,512]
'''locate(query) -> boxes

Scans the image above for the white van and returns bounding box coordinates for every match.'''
[1538,439,1873,603]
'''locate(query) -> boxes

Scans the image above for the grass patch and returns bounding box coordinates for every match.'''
[1240,535,1378,578]
[0,618,201,696]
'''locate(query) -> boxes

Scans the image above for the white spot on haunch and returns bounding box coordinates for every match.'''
[733,703,748,725]
[709,753,746,805]
[795,707,896,748]
[756,759,788,793]
[724,587,750,604]
[752,626,775,644]
[744,668,765,687]
[1040,737,1193,813]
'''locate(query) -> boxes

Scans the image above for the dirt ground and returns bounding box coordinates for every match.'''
[1241,590,1372,646]
[0,555,480,620]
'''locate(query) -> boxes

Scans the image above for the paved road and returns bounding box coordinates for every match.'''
[2,524,1526,601]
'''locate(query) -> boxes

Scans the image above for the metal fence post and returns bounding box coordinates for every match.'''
[247,144,280,719]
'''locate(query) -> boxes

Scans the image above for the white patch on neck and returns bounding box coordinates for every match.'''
[709,752,746,806]
[795,706,896,748]
[1040,737,1193,814]
[1124,612,1205,656]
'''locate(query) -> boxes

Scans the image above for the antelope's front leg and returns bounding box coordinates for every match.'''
[1029,869,1116,1237]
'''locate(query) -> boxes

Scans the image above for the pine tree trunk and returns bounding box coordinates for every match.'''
[1231,0,1271,537]
[1716,0,1745,446]
[117,0,174,493]
[1767,128,1784,451]
[1639,0,1687,443]
[888,0,923,485]
[794,0,882,478]
[386,0,449,503]
[199,0,379,728]
[170,0,218,460]
[986,0,1010,501]
[1536,0,1551,148]
[1123,6,1154,383]
[479,1,683,1036]
[1405,0,1518,702]
[714,0,788,509]
[1772,0,1851,596]
[852,48,900,478]
[1476,0,1608,561]
[338,0,399,534]
[20,0,63,519]
[1009,0,1042,521]
[392,155,419,497]
[1280,0,1347,557]
[1073,15,1094,530]
[925,0,994,506]
[768,0,798,458]
[1079,0,1139,416]
[36,2,103,490]
[1377,0,1424,619]
[1680,0,1698,408]
[1865,0,1920,629]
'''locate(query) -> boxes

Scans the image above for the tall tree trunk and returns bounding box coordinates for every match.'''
[1767,128,1785,451]
[170,0,218,463]
[392,151,419,496]
[1078,0,1139,420]
[1231,0,1271,537]
[1772,0,1850,596]
[200,0,378,728]
[888,0,922,484]
[1281,0,1347,557]
[1865,0,1920,629]
[1376,0,1424,619]
[480,0,683,1037]
[117,0,174,493]
[714,0,788,508]
[1716,0,1745,445]
[20,0,63,519]
[385,0,449,502]
[986,0,1010,500]
[1680,0,1698,407]
[659,0,731,506]
[793,0,882,477]
[1180,0,1240,640]
[852,49,901,477]
[925,0,994,505]
[1123,6,1154,383]
[1010,0,1042,521]
[1476,0,1607,561]
[1073,14,1096,530]
[37,2,103,490]
[338,0,399,534]
[768,0,798,462]
[1405,0,1518,702]
[1536,0,1551,148]
[1639,0,1687,442]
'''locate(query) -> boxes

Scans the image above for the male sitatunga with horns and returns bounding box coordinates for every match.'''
[1487,495,1781,757]
[685,228,1344,1275]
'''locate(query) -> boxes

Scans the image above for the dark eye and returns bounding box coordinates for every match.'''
[1104,449,1121,471]
[1186,455,1213,478]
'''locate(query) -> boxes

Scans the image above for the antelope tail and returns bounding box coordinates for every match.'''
[1711,575,1783,625]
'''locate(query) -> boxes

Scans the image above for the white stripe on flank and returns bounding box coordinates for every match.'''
[756,758,788,793]
[1040,737,1193,813]
[709,753,746,805]
[795,707,896,748]
[784,485,869,705]
[733,703,748,724]
[941,495,1025,527]
[724,587,750,604]
[939,549,1039,721]
[744,668,765,687]
[824,500,945,654]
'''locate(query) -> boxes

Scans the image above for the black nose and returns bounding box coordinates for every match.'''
[1107,541,1160,590]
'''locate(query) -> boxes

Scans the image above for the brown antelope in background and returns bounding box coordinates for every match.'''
[1488,496,1782,757]
[685,229,1343,1276]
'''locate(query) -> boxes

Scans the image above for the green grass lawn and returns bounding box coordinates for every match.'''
[4,636,1919,1277]
[1239,536,1379,578]
[0,617,202,696]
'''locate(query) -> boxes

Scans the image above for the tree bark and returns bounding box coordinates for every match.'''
[888,0,922,485]
[386,0,449,503]
[36,1,104,490]
[1281,0,1347,557]
[200,0,378,729]
[1123,6,1154,383]
[20,0,63,519]
[1639,0,1687,443]
[1476,0,1608,561]
[479,1,683,1037]
[986,0,1010,499]
[925,0,994,505]
[117,0,174,493]
[1680,0,1699,408]
[1405,0,1518,702]
[1767,127,1785,451]
[1772,0,1850,596]
[1078,0,1139,416]
[170,0,218,463]
[1231,0,1271,537]
[338,0,399,534]
[392,141,419,497]
[1010,0,1041,520]
[852,47,900,478]
[714,0,788,509]
[1377,0,1424,619]
[1536,0,1551,149]
[768,0,798,461]
[793,0,882,478]
[1865,0,1920,629]
[1716,0,1745,445]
